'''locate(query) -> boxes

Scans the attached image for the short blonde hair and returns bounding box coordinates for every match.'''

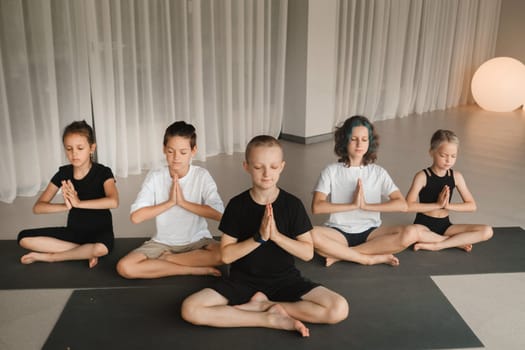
[245,135,283,162]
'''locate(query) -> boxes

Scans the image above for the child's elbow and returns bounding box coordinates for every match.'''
[32,203,43,214]
[110,198,119,209]
[302,250,314,262]
[399,201,408,212]
[130,212,142,224]
[311,204,321,215]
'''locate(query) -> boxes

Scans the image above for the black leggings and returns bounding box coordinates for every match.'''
[17,226,114,252]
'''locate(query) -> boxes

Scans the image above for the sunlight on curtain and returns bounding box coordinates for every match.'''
[334,0,501,124]
[0,0,91,203]
[86,0,288,177]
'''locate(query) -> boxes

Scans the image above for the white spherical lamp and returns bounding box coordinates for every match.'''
[471,57,525,112]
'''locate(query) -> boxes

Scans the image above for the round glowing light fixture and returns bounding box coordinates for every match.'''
[471,57,525,112]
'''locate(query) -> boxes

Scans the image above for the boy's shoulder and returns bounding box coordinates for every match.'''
[277,188,300,202]
[279,189,307,210]
[188,165,213,178]
[228,189,251,203]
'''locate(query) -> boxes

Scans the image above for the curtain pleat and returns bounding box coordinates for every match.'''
[334,0,501,124]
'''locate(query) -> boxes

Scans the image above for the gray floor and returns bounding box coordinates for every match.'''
[1,105,524,349]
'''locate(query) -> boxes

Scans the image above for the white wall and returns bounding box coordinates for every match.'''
[282,0,337,142]
[304,0,338,138]
[282,0,308,139]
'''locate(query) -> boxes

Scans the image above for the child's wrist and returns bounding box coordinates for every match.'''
[253,231,267,244]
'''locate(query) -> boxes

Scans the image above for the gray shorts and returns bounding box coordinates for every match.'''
[133,237,217,259]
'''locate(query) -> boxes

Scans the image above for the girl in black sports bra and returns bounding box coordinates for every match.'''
[405,129,493,252]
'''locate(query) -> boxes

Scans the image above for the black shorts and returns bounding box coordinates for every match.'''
[211,273,321,306]
[414,213,452,235]
[332,226,377,247]
[17,226,114,252]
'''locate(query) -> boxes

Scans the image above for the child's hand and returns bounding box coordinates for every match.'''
[259,204,272,241]
[175,178,186,206]
[61,181,72,209]
[438,185,450,209]
[63,180,80,207]
[352,179,363,209]
[268,204,279,240]
[357,179,366,209]
[169,175,178,205]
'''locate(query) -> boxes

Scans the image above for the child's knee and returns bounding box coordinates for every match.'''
[310,228,321,246]
[181,297,202,325]
[116,259,135,279]
[93,243,109,258]
[18,237,30,248]
[401,226,419,247]
[482,226,494,241]
[325,295,349,324]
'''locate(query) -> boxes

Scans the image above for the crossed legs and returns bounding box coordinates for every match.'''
[19,236,108,268]
[311,224,445,267]
[116,242,222,279]
[181,286,348,337]
[414,224,493,252]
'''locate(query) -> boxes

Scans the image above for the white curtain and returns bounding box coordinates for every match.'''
[334,0,501,124]
[0,0,91,203]
[0,0,288,202]
[86,0,288,177]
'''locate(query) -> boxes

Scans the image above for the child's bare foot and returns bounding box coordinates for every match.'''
[325,257,340,267]
[235,292,271,312]
[89,257,99,268]
[459,244,473,252]
[21,252,50,264]
[21,253,37,264]
[368,254,399,266]
[414,242,437,251]
[267,304,309,337]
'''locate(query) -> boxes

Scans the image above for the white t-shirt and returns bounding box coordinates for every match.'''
[131,165,224,245]
[314,163,398,233]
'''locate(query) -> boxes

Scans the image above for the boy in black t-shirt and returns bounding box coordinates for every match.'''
[182,135,348,337]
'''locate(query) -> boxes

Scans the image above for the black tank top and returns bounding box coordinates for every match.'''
[418,168,455,204]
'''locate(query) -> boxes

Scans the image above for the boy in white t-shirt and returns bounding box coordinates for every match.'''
[117,121,224,279]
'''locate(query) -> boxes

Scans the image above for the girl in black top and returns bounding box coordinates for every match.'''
[405,129,493,251]
[17,121,118,268]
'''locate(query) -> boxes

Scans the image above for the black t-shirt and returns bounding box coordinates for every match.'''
[219,189,313,283]
[51,163,115,232]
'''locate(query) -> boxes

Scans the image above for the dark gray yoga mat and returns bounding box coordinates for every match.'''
[2,227,524,290]
[0,237,227,289]
[43,276,482,350]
